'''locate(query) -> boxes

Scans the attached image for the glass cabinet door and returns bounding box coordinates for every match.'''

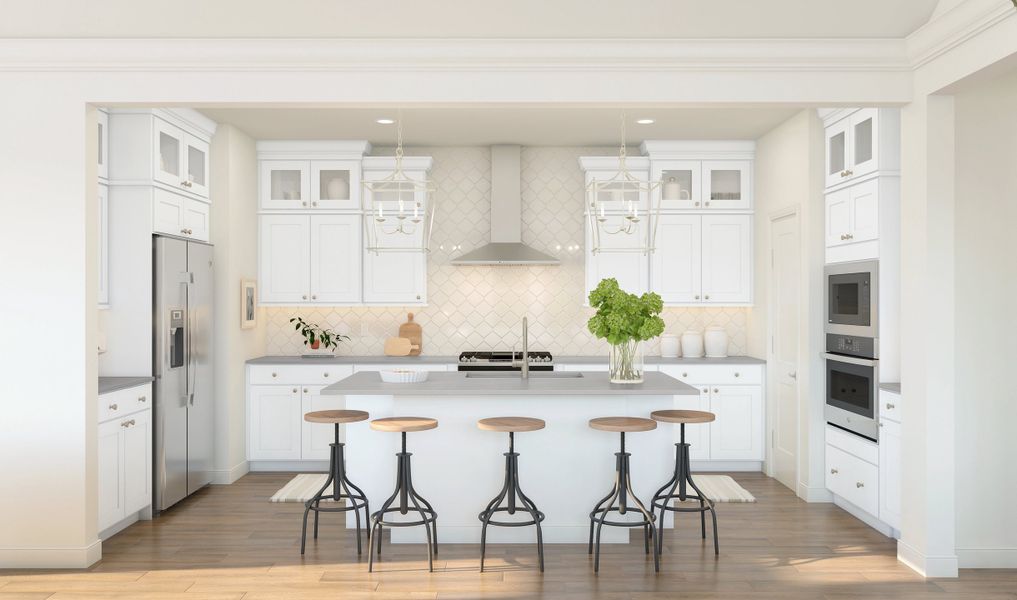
[260,160,311,210]
[849,108,879,180]
[825,116,851,188]
[653,160,701,210]
[97,110,109,181]
[184,134,210,199]
[311,160,361,210]
[702,161,752,210]
[153,118,185,190]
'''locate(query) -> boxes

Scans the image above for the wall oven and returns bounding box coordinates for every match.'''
[825,260,878,338]
[824,334,879,442]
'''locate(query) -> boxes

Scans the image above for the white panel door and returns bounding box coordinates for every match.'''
[249,386,303,460]
[825,187,851,247]
[301,385,346,461]
[770,212,801,491]
[651,214,701,304]
[709,385,763,460]
[363,251,426,304]
[183,133,210,199]
[878,418,902,530]
[152,188,185,237]
[260,215,310,303]
[849,178,880,244]
[310,215,361,303]
[702,160,752,210]
[183,198,210,242]
[98,183,109,306]
[701,215,751,304]
[585,220,649,300]
[97,419,124,531]
[122,409,152,515]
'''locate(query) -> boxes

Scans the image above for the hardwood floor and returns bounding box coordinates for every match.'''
[1,472,1014,599]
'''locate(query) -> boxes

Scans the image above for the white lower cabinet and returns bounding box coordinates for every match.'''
[825,441,879,517]
[249,385,303,460]
[97,383,152,534]
[672,386,711,461]
[878,418,902,530]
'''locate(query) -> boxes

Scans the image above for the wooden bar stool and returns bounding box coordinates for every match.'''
[588,416,660,574]
[300,410,371,556]
[649,410,719,559]
[477,417,546,573]
[367,416,439,572]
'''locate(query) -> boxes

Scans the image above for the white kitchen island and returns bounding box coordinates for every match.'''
[321,370,699,544]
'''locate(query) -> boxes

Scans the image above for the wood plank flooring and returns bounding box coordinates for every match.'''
[1,472,1014,599]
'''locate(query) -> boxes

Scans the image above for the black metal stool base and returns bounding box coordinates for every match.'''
[478,432,545,573]
[368,432,438,572]
[588,432,660,573]
[300,424,370,556]
[651,424,719,559]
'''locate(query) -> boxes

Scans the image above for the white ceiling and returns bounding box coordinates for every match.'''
[198,107,804,146]
[3,0,939,39]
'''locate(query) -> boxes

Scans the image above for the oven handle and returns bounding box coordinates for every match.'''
[822,352,878,367]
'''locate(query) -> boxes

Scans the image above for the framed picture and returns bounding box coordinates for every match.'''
[241,279,257,329]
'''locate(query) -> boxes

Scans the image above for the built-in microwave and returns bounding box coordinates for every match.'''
[825,260,878,338]
[824,334,878,442]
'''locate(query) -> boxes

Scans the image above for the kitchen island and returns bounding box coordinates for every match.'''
[321,370,699,544]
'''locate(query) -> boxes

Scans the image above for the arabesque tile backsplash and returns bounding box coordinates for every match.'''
[264,146,747,357]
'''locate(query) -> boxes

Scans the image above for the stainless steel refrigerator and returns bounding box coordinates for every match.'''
[153,235,214,512]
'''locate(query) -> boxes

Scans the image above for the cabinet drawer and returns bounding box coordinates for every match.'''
[249,364,354,385]
[99,383,153,423]
[825,443,879,516]
[826,424,878,465]
[880,389,901,424]
[658,364,762,385]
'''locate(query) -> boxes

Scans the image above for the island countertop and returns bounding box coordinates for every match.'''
[321,370,699,396]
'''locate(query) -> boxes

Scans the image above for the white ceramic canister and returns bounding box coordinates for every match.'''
[704,325,729,358]
[659,333,680,358]
[326,176,350,199]
[680,330,704,358]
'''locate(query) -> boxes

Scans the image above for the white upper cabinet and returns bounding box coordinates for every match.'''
[701,215,752,304]
[153,117,209,200]
[825,178,878,248]
[584,217,649,299]
[579,156,651,212]
[98,183,109,307]
[651,214,701,303]
[260,214,364,305]
[823,108,899,190]
[363,251,427,305]
[652,160,701,210]
[312,160,362,210]
[258,142,370,211]
[152,187,210,242]
[260,214,311,303]
[261,160,311,210]
[310,214,362,303]
[97,109,109,181]
[702,161,752,210]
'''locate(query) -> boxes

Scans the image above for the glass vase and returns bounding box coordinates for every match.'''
[609,340,644,384]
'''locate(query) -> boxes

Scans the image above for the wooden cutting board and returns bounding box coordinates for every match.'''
[398,312,422,356]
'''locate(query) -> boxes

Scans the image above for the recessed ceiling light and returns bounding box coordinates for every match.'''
[636,118,655,125]
[376,118,395,125]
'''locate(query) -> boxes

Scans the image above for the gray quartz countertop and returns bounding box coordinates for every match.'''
[247,355,764,366]
[321,370,699,397]
[99,376,154,395]
[879,382,901,394]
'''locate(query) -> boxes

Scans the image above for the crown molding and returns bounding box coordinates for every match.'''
[906,0,1016,69]
[0,38,911,73]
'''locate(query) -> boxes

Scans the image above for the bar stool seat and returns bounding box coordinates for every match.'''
[370,416,438,432]
[478,416,545,433]
[650,410,716,424]
[368,416,439,572]
[304,409,370,424]
[476,416,546,572]
[589,416,658,433]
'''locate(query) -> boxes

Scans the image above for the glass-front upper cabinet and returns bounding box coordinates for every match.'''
[311,160,361,210]
[184,134,209,199]
[825,116,850,188]
[97,110,109,181]
[824,108,888,189]
[849,108,878,180]
[702,161,752,210]
[153,117,210,200]
[651,160,701,210]
[260,160,311,210]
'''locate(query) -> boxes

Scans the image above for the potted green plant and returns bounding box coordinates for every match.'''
[587,278,665,383]
[290,317,351,354]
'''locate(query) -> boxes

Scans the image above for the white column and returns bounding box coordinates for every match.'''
[897,93,958,577]
[0,79,100,567]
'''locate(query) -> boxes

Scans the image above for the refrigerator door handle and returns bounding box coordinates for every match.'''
[186,277,196,405]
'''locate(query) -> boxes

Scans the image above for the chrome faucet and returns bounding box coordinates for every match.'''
[513,317,530,379]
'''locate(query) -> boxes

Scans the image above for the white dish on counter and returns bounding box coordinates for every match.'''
[380,370,430,384]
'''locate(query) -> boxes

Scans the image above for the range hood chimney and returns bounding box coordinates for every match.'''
[451,145,560,266]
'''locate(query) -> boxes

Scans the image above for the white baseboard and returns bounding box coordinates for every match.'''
[957,547,1017,568]
[898,539,959,578]
[690,460,763,472]
[249,460,329,472]
[211,460,250,484]
[0,538,102,568]
[798,482,834,503]
[832,495,896,538]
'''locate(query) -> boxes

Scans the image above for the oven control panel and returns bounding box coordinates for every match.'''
[825,334,877,360]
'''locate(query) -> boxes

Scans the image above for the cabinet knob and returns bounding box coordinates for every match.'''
[694,202,700,207]
[302,295,308,300]
[845,233,853,240]
[734,372,740,378]
[886,403,895,410]
[830,468,838,474]
[109,403,118,410]
[312,201,318,207]
[311,295,317,300]
[704,201,710,207]
[324,372,329,378]
[416,295,421,300]
[682,372,688,377]
[694,295,700,300]
[303,388,308,393]
[845,169,854,176]
[302,202,308,207]
[138,396,146,403]
[713,388,719,393]
[856,481,864,488]
[272,372,277,378]
[702,388,708,393]
[705,295,710,300]
[181,228,188,234]
[292,388,298,393]
[879,422,884,428]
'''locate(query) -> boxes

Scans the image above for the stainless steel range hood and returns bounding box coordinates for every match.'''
[451,145,560,266]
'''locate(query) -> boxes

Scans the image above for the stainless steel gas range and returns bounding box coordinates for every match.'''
[457,351,554,372]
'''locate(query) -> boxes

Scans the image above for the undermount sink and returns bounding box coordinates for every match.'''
[464,371,585,379]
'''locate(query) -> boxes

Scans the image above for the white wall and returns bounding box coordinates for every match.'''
[210,125,265,484]
[951,68,1017,568]
[749,110,827,501]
